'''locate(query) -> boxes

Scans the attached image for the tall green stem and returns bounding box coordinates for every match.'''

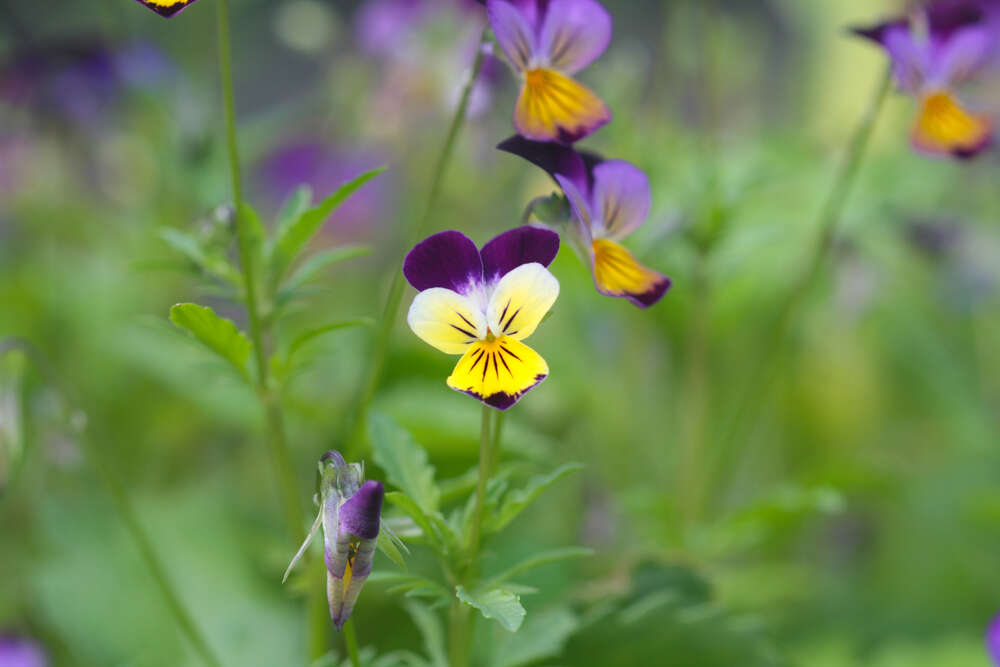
[467,404,495,558]
[1,340,223,667]
[342,27,491,459]
[342,619,361,667]
[706,67,892,511]
[215,0,303,539]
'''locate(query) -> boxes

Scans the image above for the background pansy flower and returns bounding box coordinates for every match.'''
[0,636,47,667]
[284,451,390,630]
[499,136,671,308]
[133,0,200,18]
[486,0,613,143]
[989,612,1000,665]
[853,0,1000,158]
[404,227,560,410]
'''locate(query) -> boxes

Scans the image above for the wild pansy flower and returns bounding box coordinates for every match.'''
[989,612,1000,665]
[404,227,560,410]
[499,136,671,308]
[0,636,47,667]
[284,451,393,630]
[854,0,1000,158]
[133,0,200,17]
[486,0,612,143]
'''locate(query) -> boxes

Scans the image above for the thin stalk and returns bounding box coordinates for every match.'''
[216,0,304,539]
[342,27,491,459]
[706,67,892,513]
[467,404,494,558]
[0,340,223,667]
[448,596,471,667]
[342,619,361,667]
[677,260,710,530]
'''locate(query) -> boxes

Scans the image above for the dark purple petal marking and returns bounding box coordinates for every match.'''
[339,481,384,540]
[623,274,673,309]
[480,226,561,282]
[404,230,484,293]
[133,0,200,18]
[497,135,596,195]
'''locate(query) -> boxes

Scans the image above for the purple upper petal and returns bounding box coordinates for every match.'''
[854,22,930,93]
[988,613,1000,665]
[538,0,612,74]
[497,135,592,194]
[0,637,47,667]
[591,160,651,241]
[404,231,485,294]
[480,226,560,283]
[487,0,538,71]
[339,481,384,540]
[930,25,996,85]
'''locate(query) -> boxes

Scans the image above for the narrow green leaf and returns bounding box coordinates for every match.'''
[169,303,251,379]
[487,547,594,586]
[489,463,584,533]
[274,185,313,237]
[370,413,441,512]
[376,528,408,571]
[385,492,444,555]
[282,245,372,292]
[159,228,207,265]
[271,166,386,279]
[495,608,578,667]
[455,586,526,632]
[403,601,448,667]
[285,318,374,365]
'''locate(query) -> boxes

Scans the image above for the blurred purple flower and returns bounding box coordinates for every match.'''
[255,139,388,239]
[853,0,1000,158]
[0,39,172,126]
[0,636,47,667]
[989,613,1000,665]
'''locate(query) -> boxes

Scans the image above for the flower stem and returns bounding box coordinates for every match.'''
[342,27,491,459]
[706,66,891,512]
[468,404,495,558]
[342,619,361,667]
[215,0,303,540]
[0,339,223,667]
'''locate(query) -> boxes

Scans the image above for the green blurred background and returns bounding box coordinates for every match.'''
[2,0,1000,665]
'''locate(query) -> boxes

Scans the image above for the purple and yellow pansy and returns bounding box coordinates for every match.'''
[854,0,1000,158]
[404,227,560,410]
[133,0,200,18]
[499,136,671,308]
[486,0,612,143]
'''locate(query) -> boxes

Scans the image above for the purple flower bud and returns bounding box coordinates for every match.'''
[340,481,384,540]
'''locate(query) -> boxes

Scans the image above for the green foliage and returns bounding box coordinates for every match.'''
[270,167,386,281]
[455,586,526,633]
[371,413,442,512]
[486,462,584,533]
[168,303,252,380]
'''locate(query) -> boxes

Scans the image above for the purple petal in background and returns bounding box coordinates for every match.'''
[590,160,651,240]
[487,0,539,71]
[497,135,593,195]
[988,613,1000,665]
[480,226,560,283]
[403,231,485,293]
[537,0,612,74]
[0,636,47,667]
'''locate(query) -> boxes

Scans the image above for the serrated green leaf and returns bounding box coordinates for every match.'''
[376,528,408,571]
[495,607,579,667]
[370,413,440,512]
[455,586,526,632]
[487,547,594,586]
[385,492,444,555]
[168,303,251,380]
[488,463,584,533]
[275,185,313,237]
[271,167,386,280]
[281,245,372,293]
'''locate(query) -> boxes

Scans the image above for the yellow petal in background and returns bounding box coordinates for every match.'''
[911,91,993,157]
[446,337,549,410]
[591,239,671,307]
[514,68,610,143]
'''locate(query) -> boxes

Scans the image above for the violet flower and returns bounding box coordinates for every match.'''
[284,451,397,629]
[486,0,612,143]
[0,636,47,667]
[989,612,1000,665]
[133,0,200,17]
[853,0,1000,158]
[404,227,560,410]
[499,136,671,308]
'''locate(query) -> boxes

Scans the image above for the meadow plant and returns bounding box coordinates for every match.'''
[4,0,1000,665]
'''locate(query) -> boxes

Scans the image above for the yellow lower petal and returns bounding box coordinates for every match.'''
[515,68,610,143]
[912,91,992,157]
[592,239,671,308]
[447,337,548,410]
[137,0,196,15]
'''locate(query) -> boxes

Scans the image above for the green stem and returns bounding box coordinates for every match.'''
[342,27,491,459]
[1,340,223,667]
[706,67,891,513]
[467,404,494,558]
[216,0,303,540]
[448,596,471,667]
[677,259,710,531]
[342,619,361,667]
